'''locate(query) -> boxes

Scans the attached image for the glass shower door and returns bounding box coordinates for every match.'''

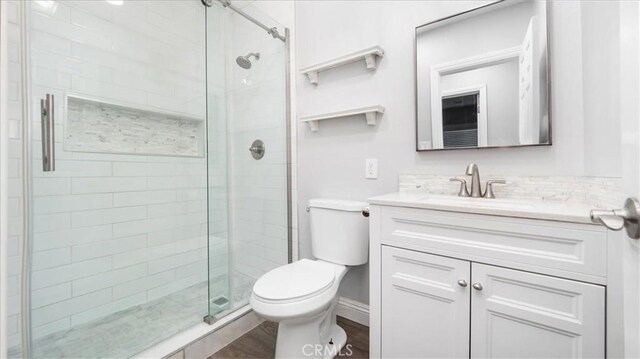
[24,1,209,357]
[205,1,289,317]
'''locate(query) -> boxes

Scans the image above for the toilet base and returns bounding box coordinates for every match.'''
[322,325,347,359]
[273,297,347,359]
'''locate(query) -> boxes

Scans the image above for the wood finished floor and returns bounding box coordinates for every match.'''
[209,317,369,359]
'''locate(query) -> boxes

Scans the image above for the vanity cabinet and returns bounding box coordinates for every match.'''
[370,202,612,359]
[381,246,605,358]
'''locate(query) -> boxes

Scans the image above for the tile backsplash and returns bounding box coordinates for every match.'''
[400,174,623,208]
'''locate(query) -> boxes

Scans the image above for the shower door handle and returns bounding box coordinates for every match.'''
[40,94,55,172]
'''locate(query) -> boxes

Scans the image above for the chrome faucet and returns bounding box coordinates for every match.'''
[449,163,506,198]
[465,163,483,198]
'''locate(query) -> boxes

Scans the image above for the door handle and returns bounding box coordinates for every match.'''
[40,94,55,172]
[591,198,640,239]
[472,282,483,291]
[457,279,468,287]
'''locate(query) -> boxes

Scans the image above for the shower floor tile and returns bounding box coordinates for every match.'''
[10,282,209,359]
[8,271,259,359]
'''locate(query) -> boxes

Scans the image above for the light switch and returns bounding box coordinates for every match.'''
[365,159,378,179]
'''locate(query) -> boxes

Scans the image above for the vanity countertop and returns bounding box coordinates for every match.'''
[368,192,603,225]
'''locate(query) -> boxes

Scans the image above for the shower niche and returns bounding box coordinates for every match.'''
[64,95,205,157]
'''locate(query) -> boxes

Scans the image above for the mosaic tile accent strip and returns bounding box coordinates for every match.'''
[65,96,204,157]
[399,174,623,208]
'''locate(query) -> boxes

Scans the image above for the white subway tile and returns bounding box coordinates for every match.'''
[32,283,72,309]
[32,248,71,270]
[33,212,71,233]
[31,12,112,52]
[72,235,146,262]
[34,193,113,214]
[33,178,71,196]
[113,189,177,207]
[148,248,205,275]
[112,162,177,177]
[147,225,204,247]
[32,257,112,289]
[72,263,147,296]
[112,242,175,269]
[31,31,72,55]
[31,288,112,327]
[33,224,113,251]
[71,206,147,227]
[72,177,147,194]
[32,160,112,178]
[147,273,201,302]
[112,270,175,299]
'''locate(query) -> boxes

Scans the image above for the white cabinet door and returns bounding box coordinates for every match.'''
[381,246,470,358]
[471,263,605,358]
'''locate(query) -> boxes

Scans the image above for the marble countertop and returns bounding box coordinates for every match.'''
[368,192,604,224]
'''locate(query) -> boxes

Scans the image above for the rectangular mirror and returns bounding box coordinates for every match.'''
[415,1,551,151]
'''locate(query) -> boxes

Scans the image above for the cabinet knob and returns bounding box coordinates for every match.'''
[457,279,468,287]
[472,282,483,291]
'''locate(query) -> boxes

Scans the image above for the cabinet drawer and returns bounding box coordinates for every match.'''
[379,206,608,280]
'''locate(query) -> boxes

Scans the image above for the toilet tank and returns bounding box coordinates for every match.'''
[309,199,370,266]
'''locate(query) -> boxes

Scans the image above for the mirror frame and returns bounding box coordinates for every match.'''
[414,0,553,152]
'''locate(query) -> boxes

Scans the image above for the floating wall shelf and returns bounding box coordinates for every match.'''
[300,105,385,132]
[300,46,385,85]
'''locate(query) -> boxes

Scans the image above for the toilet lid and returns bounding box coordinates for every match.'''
[253,259,335,301]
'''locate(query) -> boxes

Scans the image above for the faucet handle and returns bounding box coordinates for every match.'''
[484,180,506,199]
[450,178,470,197]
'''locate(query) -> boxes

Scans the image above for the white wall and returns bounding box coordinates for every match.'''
[295,1,625,304]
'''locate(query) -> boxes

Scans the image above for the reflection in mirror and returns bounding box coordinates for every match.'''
[416,1,550,151]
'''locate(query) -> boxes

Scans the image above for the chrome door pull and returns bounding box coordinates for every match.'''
[591,198,640,239]
[457,279,468,287]
[40,94,55,172]
[472,282,483,291]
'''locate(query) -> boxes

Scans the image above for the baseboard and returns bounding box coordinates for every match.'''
[336,297,369,327]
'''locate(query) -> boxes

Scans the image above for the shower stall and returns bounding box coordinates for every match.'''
[6,0,291,357]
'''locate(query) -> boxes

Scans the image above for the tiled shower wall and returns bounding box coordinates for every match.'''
[5,0,297,351]
[9,0,210,347]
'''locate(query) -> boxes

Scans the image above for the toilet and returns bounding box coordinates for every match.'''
[250,199,370,359]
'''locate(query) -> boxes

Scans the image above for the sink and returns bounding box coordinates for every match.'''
[417,195,536,211]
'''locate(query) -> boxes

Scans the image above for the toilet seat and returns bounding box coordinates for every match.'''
[253,259,336,303]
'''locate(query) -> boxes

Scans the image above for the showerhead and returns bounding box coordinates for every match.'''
[236,52,260,69]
